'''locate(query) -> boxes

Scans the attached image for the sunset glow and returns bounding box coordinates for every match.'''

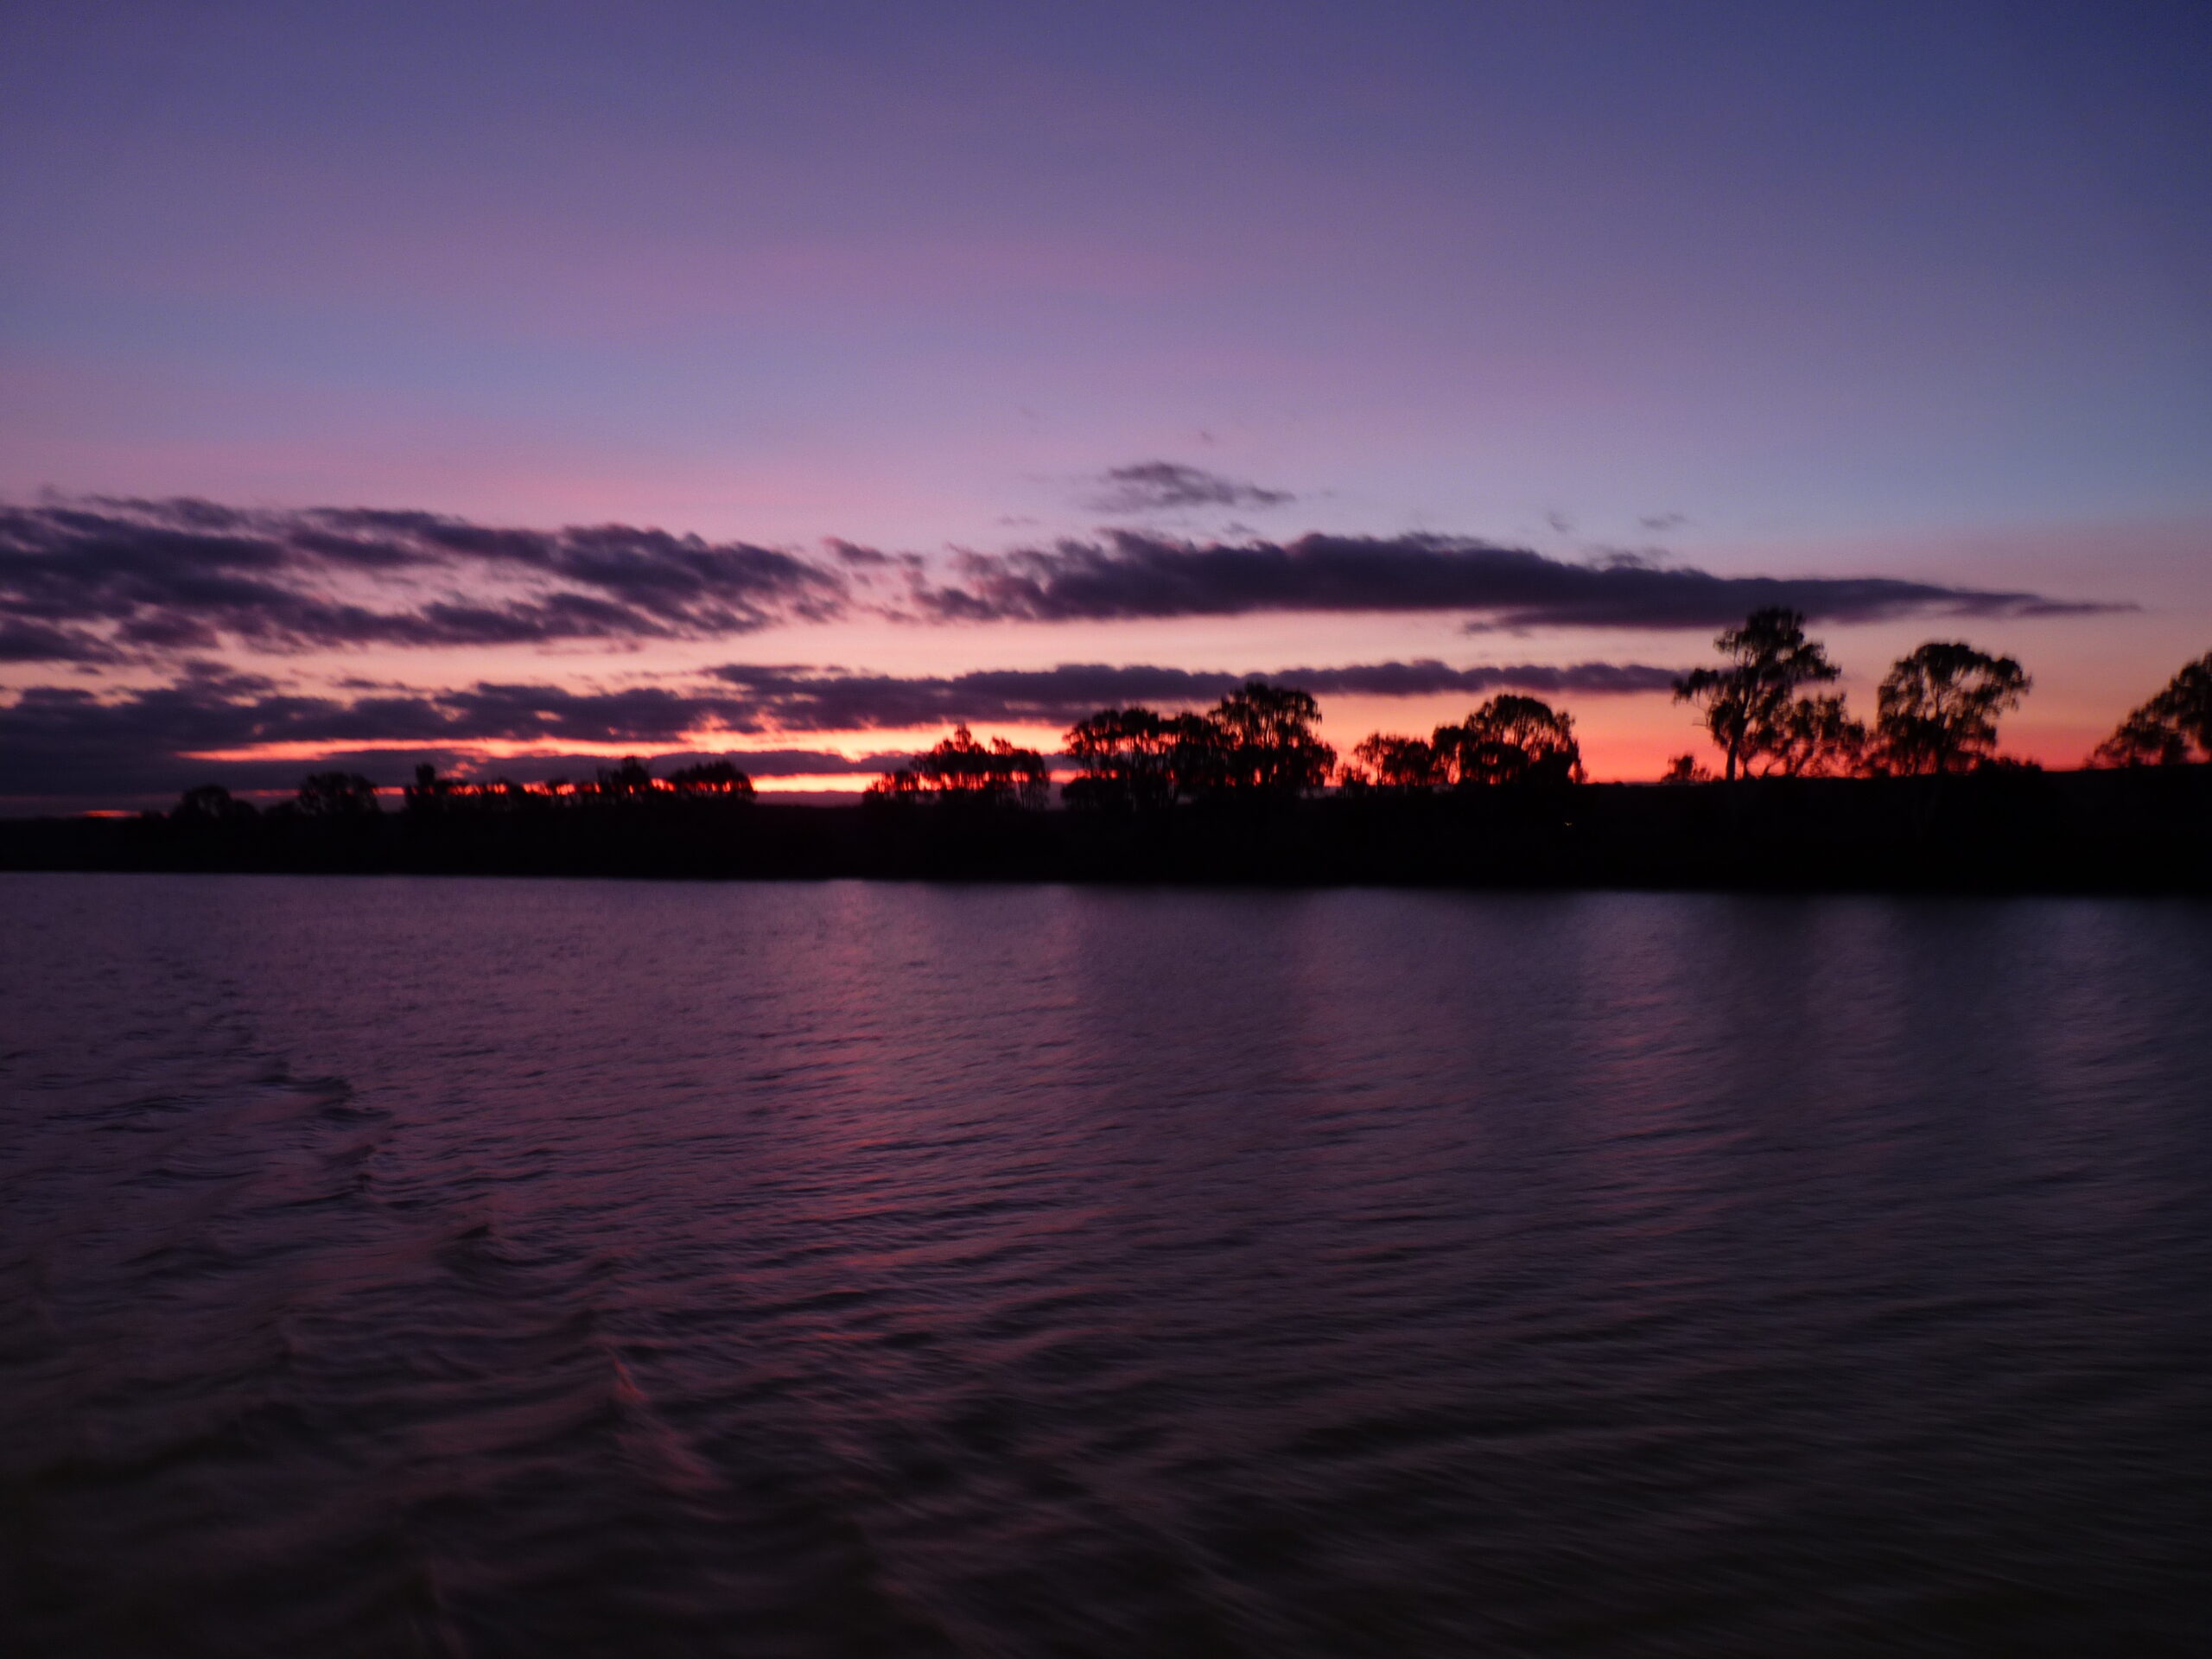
[2,3,2206,810]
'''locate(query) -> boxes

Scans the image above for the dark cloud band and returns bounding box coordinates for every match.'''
[0,496,847,662]
[3,498,2117,664]
[911,531,2118,630]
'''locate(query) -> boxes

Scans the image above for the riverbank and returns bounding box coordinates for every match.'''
[3,766,2206,893]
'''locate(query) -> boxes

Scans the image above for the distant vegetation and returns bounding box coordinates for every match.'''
[57,616,2212,848]
[158,757,760,823]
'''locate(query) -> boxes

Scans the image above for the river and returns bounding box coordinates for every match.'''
[3,874,2207,1655]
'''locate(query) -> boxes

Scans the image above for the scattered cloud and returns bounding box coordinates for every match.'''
[3,497,2118,664]
[1082,462,1295,514]
[1639,512,1691,532]
[0,496,849,662]
[909,531,2121,631]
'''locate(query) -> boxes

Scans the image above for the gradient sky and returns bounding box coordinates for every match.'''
[3,0,2209,805]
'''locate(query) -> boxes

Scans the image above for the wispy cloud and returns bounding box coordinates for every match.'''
[1081,462,1295,514]
[911,531,2121,630]
[0,497,848,662]
[3,498,2120,663]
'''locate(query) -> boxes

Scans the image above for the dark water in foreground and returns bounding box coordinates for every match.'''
[2,875,2208,1656]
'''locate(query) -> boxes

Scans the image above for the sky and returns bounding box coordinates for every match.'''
[3,0,2208,808]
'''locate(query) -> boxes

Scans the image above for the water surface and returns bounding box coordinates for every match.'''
[2,874,2208,1655]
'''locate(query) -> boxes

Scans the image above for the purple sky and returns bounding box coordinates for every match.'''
[3,1,2208,804]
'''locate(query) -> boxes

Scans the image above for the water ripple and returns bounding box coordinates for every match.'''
[2,875,2209,1655]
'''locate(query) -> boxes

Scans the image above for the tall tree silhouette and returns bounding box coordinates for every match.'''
[1674,609,1846,780]
[1872,643,2030,774]
[2094,652,2212,766]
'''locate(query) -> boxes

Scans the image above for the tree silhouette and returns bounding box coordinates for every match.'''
[1203,681,1336,796]
[404,763,455,812]
[1430,695,1583,786]
[667,759,757,797]
[1767,693,1867,778]
[595,756,658,799]
[1342,733,1441,791]
[1872,642,2030,774]
[1063,683,1332,804]
[1064,706,1193,810]
[2094,652,2212,766]
[172,783,257,821]
[1662,753,1714,784]
[1674,608,1846,780]
[870,725,1050,807]
[296,772,381,816]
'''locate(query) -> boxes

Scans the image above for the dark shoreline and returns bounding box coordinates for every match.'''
[3,766,2207,894]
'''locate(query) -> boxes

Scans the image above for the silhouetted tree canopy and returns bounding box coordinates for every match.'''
[596,756,658,798]
[1767,693,1867,778]
[1343,733,1440,791]
[1062,682,1333,806]
[2094,652,2212,767]
[667,759,757,797]
[870,725,1050,807]
[1204,682,1337,796]
[1872,642,2030,775]
[1343,696,1581,790]
[401,758,756,810]
[1674,608,1852,780]
[296,772,380,816]
[1432,695,1583,786]
[1063,706,1211,810]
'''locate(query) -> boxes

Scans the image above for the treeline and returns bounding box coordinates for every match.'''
[861,613,2212,810]
[122,611,2212,826]
[15,764,2207,893]
[1664,610,2033,781]
[168,756,756,823]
